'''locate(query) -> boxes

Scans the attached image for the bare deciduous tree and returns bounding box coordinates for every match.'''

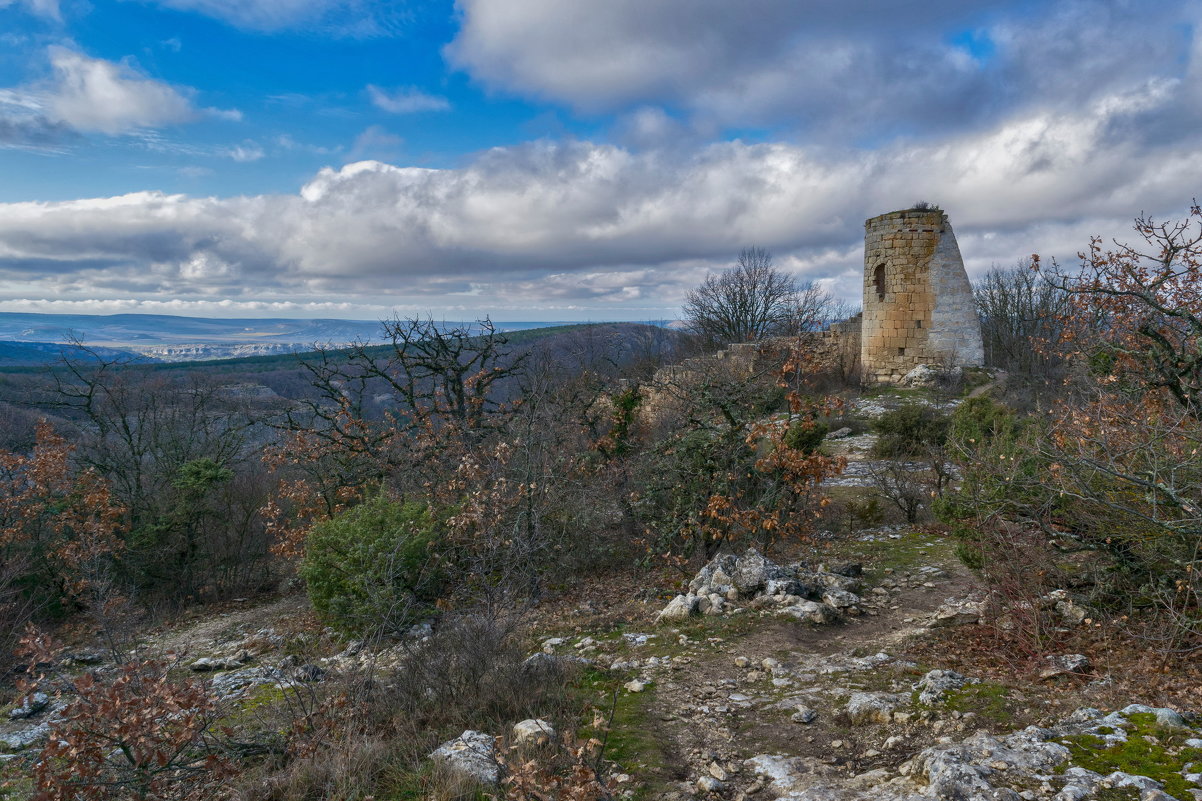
[975,260,1069,377]
[1051,202,1202,415]
[684,247,800,344]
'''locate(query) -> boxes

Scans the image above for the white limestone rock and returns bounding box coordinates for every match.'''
[512,719,555,746]
[430,730,500,786]
[846,692,905,725]
[914,669,976,706]
[655,593,699,623]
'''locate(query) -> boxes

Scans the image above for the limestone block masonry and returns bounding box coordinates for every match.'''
[861,209,984,384]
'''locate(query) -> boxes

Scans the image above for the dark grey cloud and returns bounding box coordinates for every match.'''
[447,0,1199,141]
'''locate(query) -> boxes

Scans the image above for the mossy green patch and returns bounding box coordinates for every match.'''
[220,681,291,729]
[943,682,1013,726]
[0,767,33,800]
[668,612,761,644]
[576,667,672,800]
[831,528,954,583]
[1060,714,1202,801]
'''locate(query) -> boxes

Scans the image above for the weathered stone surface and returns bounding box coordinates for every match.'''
[813,571,862,594]
[821,588,862,610]
[0,718,55,751]
[846,692,903,725]
[8,692,49,720]
[860,209,984,385]
[512,718,555,746]
[1040,653,1092,679]
[779,599,839,625]
[688,553,738,596]
[914,669,975,706]
[712,702,1200,801]
[731,549,774,595]
[1118,703,1188,728]
[190,654,247,672]
[657,549,848,626]
[929,598,984,628]
[914,729,1068,800]
[292,664,326,682]
[656,593,699,622]
[829,562,863,578]
[1040,589,1091,626]
[901,363,960,388]
[207,666,284,700]
[429,730,500,786]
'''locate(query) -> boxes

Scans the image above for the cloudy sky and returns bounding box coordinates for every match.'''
[0,0,1199,321]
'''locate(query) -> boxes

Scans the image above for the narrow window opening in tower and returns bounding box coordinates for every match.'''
[915,320,922,329]
[873,264,886,301]
[898,347,905,356]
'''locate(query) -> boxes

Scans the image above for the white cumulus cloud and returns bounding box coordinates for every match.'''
[0,47,240,143]
[0,81,1198,317]
[43,47,198,134]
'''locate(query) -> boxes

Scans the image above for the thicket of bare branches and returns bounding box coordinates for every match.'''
[684,247,839,345]
[974,260,1069,378]
[940,205,1202,657]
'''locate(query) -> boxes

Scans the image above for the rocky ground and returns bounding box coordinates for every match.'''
[528,533,1202,801]
[4,526,1199,800]
[2,396,1199,800]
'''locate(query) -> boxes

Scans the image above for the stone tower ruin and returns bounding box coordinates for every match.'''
[860,208,984,384]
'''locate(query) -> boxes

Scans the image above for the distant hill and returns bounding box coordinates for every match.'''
[0,312,389,348]
[0,312,591,363]
[0,340,153,367]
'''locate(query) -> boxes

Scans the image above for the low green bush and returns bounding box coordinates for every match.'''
[300,491,443,636]
[948,395,1019,448]
[783,419,828,453]
[871,403,949,457]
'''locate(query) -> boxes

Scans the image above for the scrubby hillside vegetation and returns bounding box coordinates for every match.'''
[1,210,1201,801]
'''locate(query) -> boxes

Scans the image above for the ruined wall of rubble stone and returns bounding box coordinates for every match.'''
[860,209,983,384]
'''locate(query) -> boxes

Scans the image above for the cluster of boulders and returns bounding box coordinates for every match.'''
[656,548,864,625]
[1039,589,1091,627]
[915,669,976,706]
[928,588,1091,631]
[428,719,560,787]
[840,670,978,731]
[187,623,437,687]
[183,626,334,701]
[740,703,1199,800]
[1,690,63,751]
